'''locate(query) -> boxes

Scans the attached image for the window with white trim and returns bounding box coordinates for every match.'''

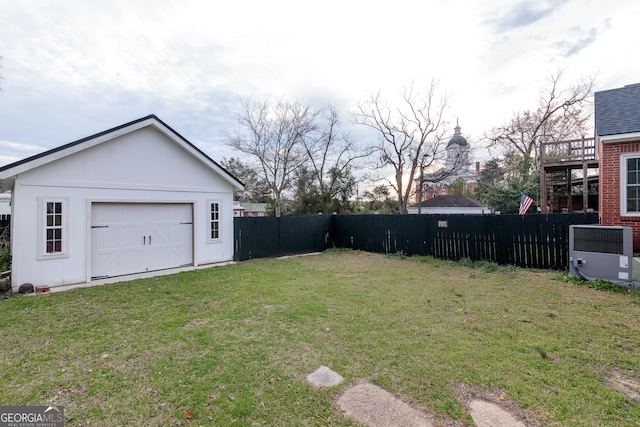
[209,201,220,240]
[620,154,640,215]
[38,197,69,258]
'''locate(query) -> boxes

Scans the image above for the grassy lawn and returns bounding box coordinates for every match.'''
[1,250,639,426]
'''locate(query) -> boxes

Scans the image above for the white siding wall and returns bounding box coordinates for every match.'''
[11,127,235,291]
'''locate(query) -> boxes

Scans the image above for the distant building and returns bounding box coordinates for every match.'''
[233,201,245,217]
[414,120,479,201]
[407,195,490,215]
[240,202,268,217]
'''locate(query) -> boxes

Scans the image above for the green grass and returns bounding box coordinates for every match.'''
[1,251,640,426]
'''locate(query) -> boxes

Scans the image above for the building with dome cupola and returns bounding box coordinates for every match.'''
[445,120,469,170]
[412,120,480,203]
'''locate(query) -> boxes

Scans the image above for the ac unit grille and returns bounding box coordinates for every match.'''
[573,227,624,254]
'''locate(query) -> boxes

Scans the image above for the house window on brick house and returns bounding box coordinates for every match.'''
[621,154,640,215]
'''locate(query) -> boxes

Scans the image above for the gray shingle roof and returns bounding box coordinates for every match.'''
[409,195,483,208]
[595,83,640,137]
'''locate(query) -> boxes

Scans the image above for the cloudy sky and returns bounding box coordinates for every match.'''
[0,0,638,168]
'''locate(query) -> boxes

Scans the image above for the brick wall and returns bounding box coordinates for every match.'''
[600,139,640,251]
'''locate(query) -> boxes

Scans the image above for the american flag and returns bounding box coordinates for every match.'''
[519,193,534,215]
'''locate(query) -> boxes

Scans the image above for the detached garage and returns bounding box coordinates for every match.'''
[0,115,243,292]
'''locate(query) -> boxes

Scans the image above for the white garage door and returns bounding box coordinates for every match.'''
[91,203,193,279]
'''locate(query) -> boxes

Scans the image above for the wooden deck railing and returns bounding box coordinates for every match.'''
[540,137,596,165]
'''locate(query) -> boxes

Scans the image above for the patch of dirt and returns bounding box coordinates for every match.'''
[183,318,211,329]
[604,369,640,401]
[452,384,541,427]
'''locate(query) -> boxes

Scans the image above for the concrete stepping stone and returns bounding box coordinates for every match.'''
[336,381,433,427]
[307,366,344,388]
[469,399,525,427]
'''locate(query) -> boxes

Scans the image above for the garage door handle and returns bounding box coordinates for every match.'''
[143,236,146,245]
[149,235,152,244]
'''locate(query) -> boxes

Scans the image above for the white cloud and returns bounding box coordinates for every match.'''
[0,0,639,170]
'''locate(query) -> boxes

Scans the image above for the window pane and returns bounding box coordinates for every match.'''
[630,170,637,185]
[44,200,64,254]
[628,185,640,212]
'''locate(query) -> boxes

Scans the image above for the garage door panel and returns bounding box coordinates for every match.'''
[92,203,193,279]
[151,224,170,245]
[170,223,191,242]
[121,226,143,248]
[170,244,192,266]
[120,250,143,275]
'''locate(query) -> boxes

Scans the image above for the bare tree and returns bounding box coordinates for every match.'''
[220,157,271,203]
[485,69,594,170]
[352,80,459,214]
[227,97,319,217]
[300,105,369,209]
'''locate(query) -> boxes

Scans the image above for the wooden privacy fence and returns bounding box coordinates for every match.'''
[234,215,334,261]
[0,215,9,229]
[333,213,599,269]
[234,213,599,269]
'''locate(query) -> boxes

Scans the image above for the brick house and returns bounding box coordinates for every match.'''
[596,83,640,251]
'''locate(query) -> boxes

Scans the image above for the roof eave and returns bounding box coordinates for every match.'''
[600,131,640,143]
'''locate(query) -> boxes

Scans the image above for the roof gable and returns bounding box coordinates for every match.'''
[595,83,640,137]
[0,115,243,191]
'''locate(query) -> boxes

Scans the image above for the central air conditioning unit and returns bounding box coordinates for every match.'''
[569,224,637,285]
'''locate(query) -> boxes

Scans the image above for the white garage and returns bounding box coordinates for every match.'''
[0,115,244,292]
